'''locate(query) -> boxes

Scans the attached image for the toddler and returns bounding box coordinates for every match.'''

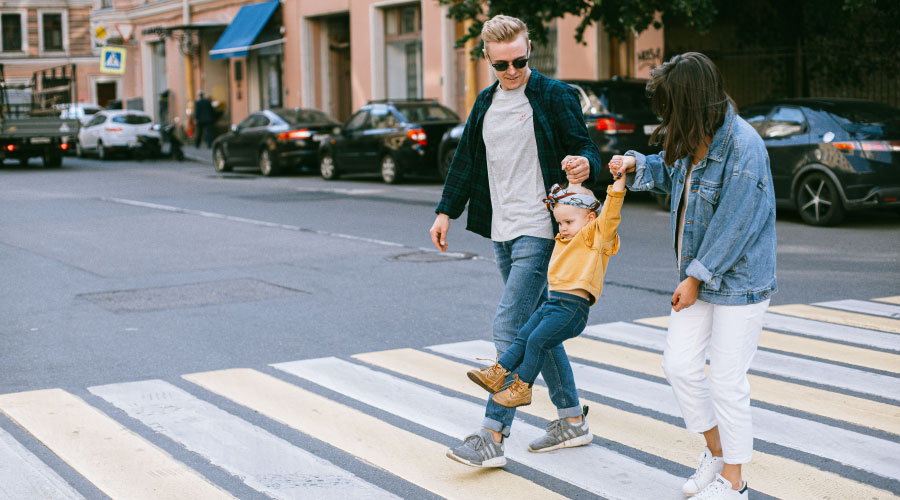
[468,173,626,407]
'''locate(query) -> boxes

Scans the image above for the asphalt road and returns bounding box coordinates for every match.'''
[1,155,898,499]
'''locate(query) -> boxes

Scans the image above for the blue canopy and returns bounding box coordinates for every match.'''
[209,1,279,60]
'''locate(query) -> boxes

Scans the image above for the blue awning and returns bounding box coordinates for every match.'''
[209,1,279,60]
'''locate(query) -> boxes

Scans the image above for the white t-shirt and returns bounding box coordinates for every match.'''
[482,84,554,242]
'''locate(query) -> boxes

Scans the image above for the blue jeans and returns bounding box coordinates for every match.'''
[498,292,590,384]
[483,236,583,437]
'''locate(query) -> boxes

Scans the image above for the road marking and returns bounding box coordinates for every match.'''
[88,379,400,500]
[0,426,85,500]
[0,389,232,500]
[355,348,900,500]
[875,296,900,305]
[816,299,900,319]
[587,321,900,400]
[273,357,684,500]
[431,340,900,479]
[182,368,566,500]
[633,317,900,375]
[768,304,900,334]
[763,313,900,351]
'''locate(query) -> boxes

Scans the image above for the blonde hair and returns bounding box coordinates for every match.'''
[481,15,528,45]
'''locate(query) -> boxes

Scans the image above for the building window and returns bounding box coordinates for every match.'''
[530,23,558,78]
[100,0,113,9]
[41,12,65,52]
[384,4,422,99]
[1,13,23,52]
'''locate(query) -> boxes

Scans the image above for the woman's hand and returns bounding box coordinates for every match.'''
[671,277,701,312]
[608,155,635,178]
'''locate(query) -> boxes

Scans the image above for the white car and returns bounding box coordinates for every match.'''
[76,110,160,160]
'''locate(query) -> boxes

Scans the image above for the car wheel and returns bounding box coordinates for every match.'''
[320,152,339,180]
[796,172,845,226]
[75,139,85,158]
[213,146,231,172]
[258,148,278,176]
[380,154,401,184]
[97,141,108,161]
[439,146,454,181]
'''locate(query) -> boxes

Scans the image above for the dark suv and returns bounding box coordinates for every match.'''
[318,99,460,183]
[438,78,661,183]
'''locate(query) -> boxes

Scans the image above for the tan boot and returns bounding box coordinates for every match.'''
[493,374,532,408]
[467,360,509,393]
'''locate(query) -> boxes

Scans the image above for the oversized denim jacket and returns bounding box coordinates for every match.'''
[626,104,777,305]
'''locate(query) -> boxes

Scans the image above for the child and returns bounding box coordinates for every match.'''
[469,172,626,408]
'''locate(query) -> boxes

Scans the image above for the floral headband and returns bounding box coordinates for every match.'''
[543,183,601,213]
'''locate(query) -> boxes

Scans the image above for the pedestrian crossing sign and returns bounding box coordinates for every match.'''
[100,46,126,75]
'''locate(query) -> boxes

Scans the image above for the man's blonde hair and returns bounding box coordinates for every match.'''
[481,15,528,45]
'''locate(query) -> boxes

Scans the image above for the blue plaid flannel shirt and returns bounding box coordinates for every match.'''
[435,69,603,239]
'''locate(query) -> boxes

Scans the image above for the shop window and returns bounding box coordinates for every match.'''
[41,12,65,52]
[384,4,422,99]
[1,13,23,52]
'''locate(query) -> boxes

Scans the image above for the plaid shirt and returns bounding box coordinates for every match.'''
[435,69,603,239]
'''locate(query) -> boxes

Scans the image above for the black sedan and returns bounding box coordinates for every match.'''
[740,98,900,226]
[212,108,339,176]
[318,99,460,184]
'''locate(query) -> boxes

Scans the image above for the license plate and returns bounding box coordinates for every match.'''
[643,124,659,135]
[31,137,51,144]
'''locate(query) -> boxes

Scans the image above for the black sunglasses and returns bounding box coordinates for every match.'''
[487,49,530,72]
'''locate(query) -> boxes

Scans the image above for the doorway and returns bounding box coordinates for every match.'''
[96,81,117,107]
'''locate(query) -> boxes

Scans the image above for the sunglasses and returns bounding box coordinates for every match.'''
[487,49,530,72]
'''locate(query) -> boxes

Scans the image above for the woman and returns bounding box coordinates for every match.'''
[609,52,777,500]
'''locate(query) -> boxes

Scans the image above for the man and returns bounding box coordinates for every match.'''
[429,14,604,467]
[193,91,215,148]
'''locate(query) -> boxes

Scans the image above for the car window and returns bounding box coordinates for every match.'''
[238,115,257,129]
[764,107,807,138]
[740,106,771,135]
[275,109,337,126]
[344,110,369,131]
[606,87,654,115]
[573,84,608,114]
[394,104,459,122]
[828,102,900,134]
[369,107,398,129]
[112,114,152,125]
[88,115,106,127]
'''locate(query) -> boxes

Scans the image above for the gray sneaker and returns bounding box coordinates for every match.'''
[528,410,593,453]
[445,429,506,468]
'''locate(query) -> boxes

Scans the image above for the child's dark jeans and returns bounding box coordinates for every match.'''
[497,291,590,385]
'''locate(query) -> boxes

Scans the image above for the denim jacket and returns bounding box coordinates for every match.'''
[626,104,777,305]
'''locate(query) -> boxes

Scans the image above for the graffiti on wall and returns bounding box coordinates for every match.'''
[638,48,663,72]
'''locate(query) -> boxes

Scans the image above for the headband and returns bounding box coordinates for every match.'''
[543,183,601,213]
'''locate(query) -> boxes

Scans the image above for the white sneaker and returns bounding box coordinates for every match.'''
[693,474,748,499]
[682,447,725,496]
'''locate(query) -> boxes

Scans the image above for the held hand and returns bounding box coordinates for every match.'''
[671,277,701,312]
[561,155,590,184]
[607,155,636,179]
[429,213,450,252]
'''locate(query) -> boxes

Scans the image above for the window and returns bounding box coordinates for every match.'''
[740,106,771,135]
[765,107,807,138]
[42,12,64,52]
[530,23,557,78]
[344,110,369,131]
[1,13,23,52]
[100,0,113,9]
[369,106,397,129]
[384,4,422,99]
[395,104,459,122]
[112,114,152,125]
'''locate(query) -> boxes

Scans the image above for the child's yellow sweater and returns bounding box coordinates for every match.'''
[548,185,625,305]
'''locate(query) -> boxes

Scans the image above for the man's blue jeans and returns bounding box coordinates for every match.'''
[483,236,583,437]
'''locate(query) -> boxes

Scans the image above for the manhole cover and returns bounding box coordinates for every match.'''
[78,278,308,313]
[390,251,475,263]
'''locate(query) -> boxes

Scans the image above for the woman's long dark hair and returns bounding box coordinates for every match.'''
[647,52,734,166]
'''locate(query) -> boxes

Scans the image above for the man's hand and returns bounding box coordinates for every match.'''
[562,155,590,185]
[429,213,450,252]
[671,276,701,312]
[607,155,636,178]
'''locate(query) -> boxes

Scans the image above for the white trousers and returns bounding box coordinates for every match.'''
[662,299,770,464]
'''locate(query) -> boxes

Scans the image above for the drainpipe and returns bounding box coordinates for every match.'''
[183,0,195,137]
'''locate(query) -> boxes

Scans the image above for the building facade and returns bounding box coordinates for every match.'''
[0,0,102,106]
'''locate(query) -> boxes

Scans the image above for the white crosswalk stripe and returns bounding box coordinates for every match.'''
[88,379,400,500]
[1,299,899,500]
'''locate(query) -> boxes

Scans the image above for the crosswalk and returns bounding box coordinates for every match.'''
[2,297,899,499]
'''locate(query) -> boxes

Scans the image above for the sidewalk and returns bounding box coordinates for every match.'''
[182,145,213,165]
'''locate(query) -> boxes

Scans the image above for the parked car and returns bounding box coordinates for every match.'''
[318,99,460,183]
[212,108,339,176]
[76,110,160,160]
[56,103,103,126]
[436,78,661,184]
[739,98,900,226]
